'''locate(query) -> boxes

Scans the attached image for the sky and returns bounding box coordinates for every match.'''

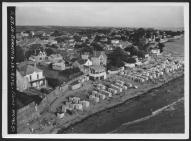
[16,3,184,28]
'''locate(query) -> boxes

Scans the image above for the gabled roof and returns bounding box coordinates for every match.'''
[49,54,62,59]
[17,64,42,76]
[77,59,87,65]
[90,65,105,72]
[92,51,107,58]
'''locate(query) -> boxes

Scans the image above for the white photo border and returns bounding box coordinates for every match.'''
[2,2,189,139]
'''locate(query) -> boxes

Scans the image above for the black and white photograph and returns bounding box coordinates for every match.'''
[2,1,189,139]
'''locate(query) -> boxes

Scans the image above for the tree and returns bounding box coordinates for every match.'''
[137,50,146,58]
[46,78,61,89]
[158,43,165,53]
[93,42,104,51]
[108,47,126,68]
[30,44,42,50]
[45,48,55,56]
[25,49,33,59]
[16,46,25,62]
[125,57,136,63]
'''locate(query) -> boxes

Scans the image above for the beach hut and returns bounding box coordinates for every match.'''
[110,84,122,92]
[68,103,75,110]
[108,88,118,95]
[121,85,128,90]
[79,100,90,108]
[115,82,123,87]
[57,112,65,119]
[89,95,96,100]
[92,90,98,96]
[74,104,83,111]
[101,90,112,97]
[69,97,80,104]
[98,93,106,100]
[94,97,100,103]
[126,83,132,88]
[61,105,68,113]
[84,76,89,81]
[96,83,106,90]
[118,80,125,85]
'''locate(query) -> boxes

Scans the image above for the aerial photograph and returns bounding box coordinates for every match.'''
[15,3,185,134]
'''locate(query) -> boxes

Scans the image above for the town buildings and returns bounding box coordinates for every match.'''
[52,60,66,71]
[89,65,107,80]
[91,51,107,66]
[48,54,63,63]
[17,63,47,89]
[29,51,47,63]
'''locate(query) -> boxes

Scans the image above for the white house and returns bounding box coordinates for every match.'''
[84,59,93,67]
[29,51,47,63]
[111,39,119,44]
[89,65,107,80]
[151,48,161,55]
[18,64,46,89]
[52,60,66,71]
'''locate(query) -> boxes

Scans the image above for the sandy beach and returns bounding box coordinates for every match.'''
[58,75,184,133]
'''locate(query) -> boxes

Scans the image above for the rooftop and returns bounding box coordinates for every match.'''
[17,64,42,76]
[90,65,105,72]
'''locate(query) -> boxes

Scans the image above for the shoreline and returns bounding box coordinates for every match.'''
[56,72,184,134]
[110,97,184,133]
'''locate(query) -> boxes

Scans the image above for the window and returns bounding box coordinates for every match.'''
[30,75,32,81]
[37,74,39,79]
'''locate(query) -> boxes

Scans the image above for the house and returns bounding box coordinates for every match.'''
[91,51,107,66]
[124,63,135,68]
[81,52,90,60]
[72,58,92,74]
[30,31,35,37]
[52,60,66,71]
[21,31,29,37]
[48,54,63,63]
[81,36,88,42]
[29,51,47,63]
[16,70,30,92]
[150,48,161,55]
[17,64,46,89]
[89,65,107,80]
[111,39,119,44]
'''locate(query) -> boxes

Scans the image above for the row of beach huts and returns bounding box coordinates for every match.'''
[121,59,184,83]
[56,96,90,119]
[56,80,137,119]
[89,80,137,103]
